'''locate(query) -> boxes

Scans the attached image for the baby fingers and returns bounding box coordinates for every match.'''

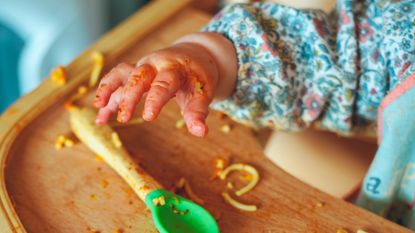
[182,94,210,137]
[142,68,185,121]
[96,87,124,125]
[117,64,156,122]
[94,63,135,108]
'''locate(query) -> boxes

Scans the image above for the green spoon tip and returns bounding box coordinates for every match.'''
[145,189,220,233]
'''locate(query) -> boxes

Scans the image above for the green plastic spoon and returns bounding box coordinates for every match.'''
[69,107,219,233]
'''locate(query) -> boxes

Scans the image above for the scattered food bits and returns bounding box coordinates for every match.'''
[111,132,122,148]
[337,229,349,233]
[316,202,325,208]
[356,230,368,233]
[152,196,166,206]
[219,163,259,196]
[63,138,75,147]
[55,135,75,150]
[51,66,67,85]
[173,177,205,205]
[89,51,105,87]
[77,85,88,95]
[211,157,228,180]
[170,204,190,215]
[175,119,185,129]
[220,124,231,133]
[100,179,109,188]
[64,85,90,111]
[64,101,76,111]
[226,182,234,189]
[222,192,257,212]
[138,185,150,191]
[89,194,97,200]
[95,155,103,162]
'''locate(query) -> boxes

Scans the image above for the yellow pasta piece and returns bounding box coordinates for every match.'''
[219,163,259,196]
[221,192,257,212]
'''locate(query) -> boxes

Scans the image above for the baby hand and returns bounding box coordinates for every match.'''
[93,42,219,137]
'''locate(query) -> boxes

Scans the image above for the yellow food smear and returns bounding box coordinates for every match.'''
[111,132,122,148]
[194,81,203,94]
[89,51,105,87]
[175,119,185,129]
[51,66,67,86]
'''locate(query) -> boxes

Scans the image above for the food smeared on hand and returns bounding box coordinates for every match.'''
[89,51,105,87]
[111,117,145,127]
[51,65,67,86]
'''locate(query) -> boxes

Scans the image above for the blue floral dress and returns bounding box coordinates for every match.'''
[203,0,415,229]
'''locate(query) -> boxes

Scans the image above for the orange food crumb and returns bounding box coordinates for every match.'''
[51,66,67,85]
[89,194,97,200]
[114,229,124,233]
[211,157,228,180]
[316,202,325,208]
[220,124,231,133]
[95,155,103,162]
[100,179,109,188]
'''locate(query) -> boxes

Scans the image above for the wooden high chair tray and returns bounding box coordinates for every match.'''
[0,0,411,232]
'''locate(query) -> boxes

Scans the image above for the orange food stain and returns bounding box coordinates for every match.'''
[100,179,109,188]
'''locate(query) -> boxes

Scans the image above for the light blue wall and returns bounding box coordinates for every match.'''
[0,0,148,113]
[0,23,24,112]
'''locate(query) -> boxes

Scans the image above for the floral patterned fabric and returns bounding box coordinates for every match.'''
[202,0,415,134]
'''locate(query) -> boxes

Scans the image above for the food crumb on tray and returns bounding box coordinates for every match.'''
[51,65,67,86]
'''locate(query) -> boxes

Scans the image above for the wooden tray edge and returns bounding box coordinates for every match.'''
[0,0,192,232]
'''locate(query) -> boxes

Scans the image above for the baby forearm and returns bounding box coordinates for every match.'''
[174,32,238,100]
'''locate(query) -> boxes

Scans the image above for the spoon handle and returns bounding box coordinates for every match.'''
[69,107,162,201]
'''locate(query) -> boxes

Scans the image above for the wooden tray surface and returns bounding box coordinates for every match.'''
[0,1,412,232]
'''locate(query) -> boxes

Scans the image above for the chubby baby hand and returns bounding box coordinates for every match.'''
[93,42,219,137]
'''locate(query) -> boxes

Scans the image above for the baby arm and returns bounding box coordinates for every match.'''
[94,33,237,137]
